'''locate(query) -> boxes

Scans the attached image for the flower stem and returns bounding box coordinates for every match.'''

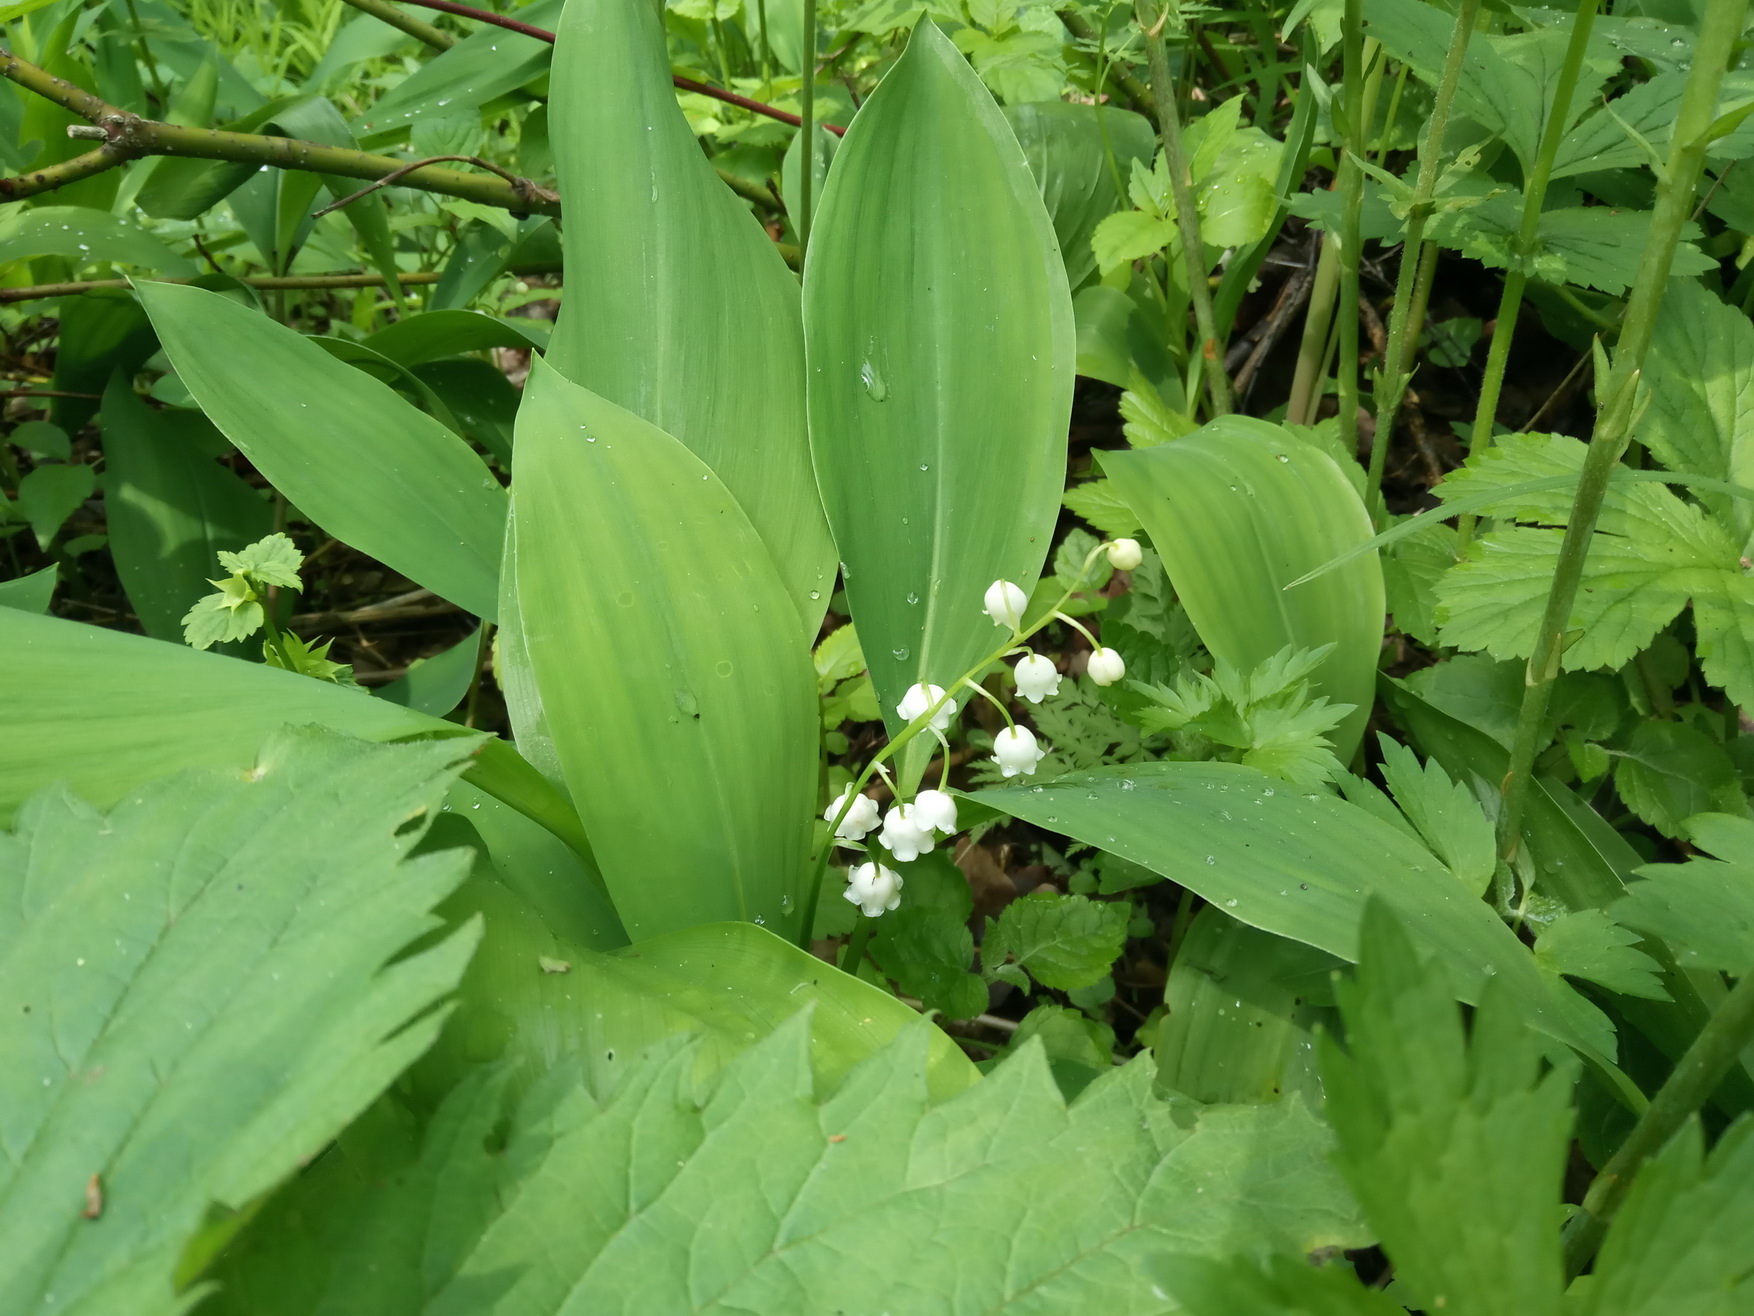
[797,0,817,254]
[1333,13,1375,471]
[840,916,875,973]
[1136,0,1233,417]
[1365,0,1483,515]
[1497,0,1750,861]
[1561,968,1754,1277]
[960,676,1017,729]
[1456,0,1601,550]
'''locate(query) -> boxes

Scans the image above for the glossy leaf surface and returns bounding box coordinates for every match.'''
[546,0,833,629]
[512,362,818,941]
[972,762,1592,1054]
[139,281,506,620]
[1102,418,1385,759]
[805,20,1075,728]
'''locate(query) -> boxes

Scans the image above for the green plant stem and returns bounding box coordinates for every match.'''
[1286,232,1340,425]
[1497,0,1750,861]
[0,270,446,304]
[1365,0,1481,515]
[1333,10,1370,469]
[1456,0,1600,550]
[1562,968,1754,1277]
[1136,1,1232,417]
[756,0,771,94]
[337,0,456,49]
[1059,7,1156,120]
[840,917,875,972]
[1400,238,1439,374]
[798,0,817,254]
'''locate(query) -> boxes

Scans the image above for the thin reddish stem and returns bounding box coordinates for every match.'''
[395,0,845,135]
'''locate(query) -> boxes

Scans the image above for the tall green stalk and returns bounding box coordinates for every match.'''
[1137,0,1233,417]
[1364,0,1482,513]
[1456,0,1601,549]
[1497,0,1751,859]
[797,0,817,254]
[1333,0,1366,463]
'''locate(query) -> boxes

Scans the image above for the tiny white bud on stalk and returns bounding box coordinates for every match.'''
[879,804,935,862]
[993,725,1047,777]
[844,861,904,916]
[911,788,959,836]
[1087,647,1126,687]
[823,785,880,844]
[1013,652,1062,704]
[1106,538,1143,571]
[982,579,1028,629]
[896,682,957,732]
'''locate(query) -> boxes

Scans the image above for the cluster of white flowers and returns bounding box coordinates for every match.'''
[833,541,1141,919]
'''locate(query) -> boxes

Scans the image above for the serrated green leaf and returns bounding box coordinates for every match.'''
[1322,903,1574,1316]
[410,1015,1365,1312]
[218,531,304,590]
[1091,207,1175,274]
[806,20,1074,735]
[1377,736,1496,898]
[1613,719,1745,840]
[871,906,985,1019]
[983,891,1131,991]
[1613,814,1754,975]
[1573,1118,1754,1316]
[0,728,481,1313]
[546,0,833,630]
[1167,1253,1405,1315]
[181,580,263,650]
[1533,909,1669,1001]
[1063,478,1145,537]
[1120,383,1197,447]
[1382,519,1457,647]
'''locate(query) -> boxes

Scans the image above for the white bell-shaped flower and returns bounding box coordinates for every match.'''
[896,681,957,732]
[993,725,1047,777]
[982,579,1028,629]
[844,860,904,916]
[911,788,959,836]
[823,785,880,845]
[1013,652,1062,704]
[879,803,935,862]
[1087,647,1127,687]
[1107,538,1143,571]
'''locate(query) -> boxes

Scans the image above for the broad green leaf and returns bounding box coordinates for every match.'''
[1321,904,1574,1316]
[871,907,986,1018]
[0,610,591,880]
[1533,909,1669,1001]
[377,628,483,717]
[512,362,817,941]
[1433,433,1754,707]
[0,205,195,274]
[806,19,1075,731]
[1613,813,1754,976]
[16,460,93,549]
[139,281,506,620]
[1004,101,1157,289]
[546,0,833,630]
[413,357,519,463]
[363,309,546,368]
[1575,1118,1754,1316]
[970,762,1596,1054]
[1156,908,1337,1106]
[0,566,56,614]
[1101,417,1385,760]
[417,1015,1364,1313]
[51,289,159,434]
[0,728,481,1314]
[352,0,562,143]
[984,891,1129,991]
[1642,278,1754,546]
[100,376,271,642]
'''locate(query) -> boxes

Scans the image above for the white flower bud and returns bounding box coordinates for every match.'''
[1087,647,1126,687]
[993,724,1046,778]
[878,803,935,862]
[911,788,959,836]
[1013,652,1062,704]
[823,785,880,845]
[844,860,904,916]
[896,681,957,732]
[1106,538,1143,571]
[982,579,1028,629]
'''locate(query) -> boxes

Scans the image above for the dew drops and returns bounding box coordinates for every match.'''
[780,894,795,913]
[860,360,888,401]
[586,434,597,443]
[919,462,929,472]
[1121,779,1136,791]
[891,646,909,661]
[1206,855,1216,865]
[809,590,822,600]
[905,592,919,605]
[715,660,733,677]
[1225,898,1237,907]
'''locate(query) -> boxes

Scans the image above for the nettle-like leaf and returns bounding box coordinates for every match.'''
[409,1015,1366,1313]
[1321,904,1576,1316]
[983,891,1130,991]
[0,728,481,1313]
[1373,736,1496,899]
[1433,432,1754,707]
[1611,718,1745,840]
[1533,909,1669,1002]
[1612,813,1754,976]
